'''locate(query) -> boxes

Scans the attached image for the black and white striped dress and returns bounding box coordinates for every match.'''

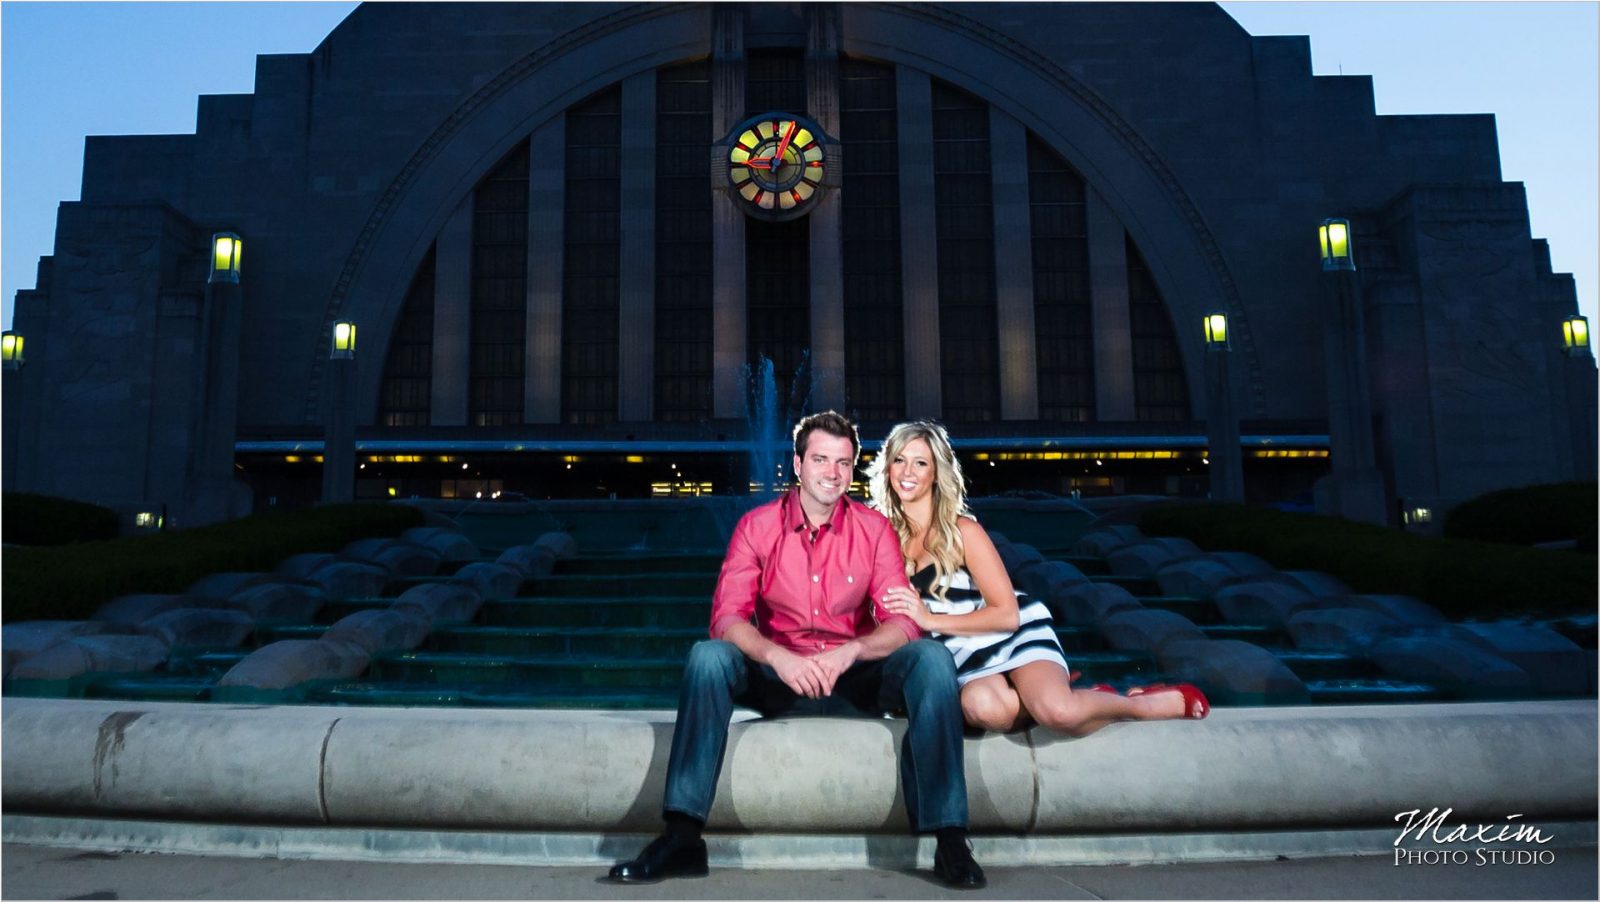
[910,564,1070,687]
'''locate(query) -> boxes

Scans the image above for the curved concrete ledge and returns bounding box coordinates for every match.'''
[4,699,1593,835]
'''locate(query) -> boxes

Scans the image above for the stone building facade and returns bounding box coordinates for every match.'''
[4,2,1593,525]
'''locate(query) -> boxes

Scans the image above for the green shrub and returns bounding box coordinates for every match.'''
[1138,502,1596,619]
[3,492,120,546]
[1443,482,1598,553]
[1,503,424,624]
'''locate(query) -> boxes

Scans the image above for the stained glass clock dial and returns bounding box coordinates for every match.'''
[721,112,832,221]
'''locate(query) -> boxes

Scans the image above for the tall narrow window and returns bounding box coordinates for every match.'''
[563,87,622,426]
[746,218,811,415]
[655,61,713,422]
[931,79,997,423]
[1127,237,1190,420]
[746,49,806,113]
[469,141,529,426]
[841,58,904,423]
[378,245,436,426]
[1027,134,1094,421]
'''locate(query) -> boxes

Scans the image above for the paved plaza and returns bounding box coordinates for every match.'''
[4,842,1595,900]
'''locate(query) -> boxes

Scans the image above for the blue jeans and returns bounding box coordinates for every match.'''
[662,638,968,832]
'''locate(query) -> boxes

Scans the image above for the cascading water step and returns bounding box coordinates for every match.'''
[518,573,719,597]
[427,625,706,658]
[479,596,709,629]
[367,652,687,689]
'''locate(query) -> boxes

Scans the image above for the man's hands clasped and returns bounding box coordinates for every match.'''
[770,640,863,699]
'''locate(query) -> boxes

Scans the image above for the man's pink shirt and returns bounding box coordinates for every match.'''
[708,490,921,655]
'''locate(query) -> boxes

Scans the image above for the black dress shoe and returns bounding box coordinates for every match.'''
[606,833,709,883]
[933,839,987,890]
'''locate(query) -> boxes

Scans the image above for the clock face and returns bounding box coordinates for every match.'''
[726,114,828,218]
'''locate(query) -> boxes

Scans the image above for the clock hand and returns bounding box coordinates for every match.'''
[771,120,798,172]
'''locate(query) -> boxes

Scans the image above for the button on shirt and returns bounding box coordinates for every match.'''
[709,490,921,654]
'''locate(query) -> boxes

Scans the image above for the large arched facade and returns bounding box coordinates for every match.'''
[6,2,1592,522]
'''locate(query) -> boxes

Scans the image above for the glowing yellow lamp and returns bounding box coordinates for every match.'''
[1,331,24,370]
[1203,313,1229,350]
[209,232,242,283]
[331,321,357,359]
[1562,315,1590,356]
[1319,218,1355,272]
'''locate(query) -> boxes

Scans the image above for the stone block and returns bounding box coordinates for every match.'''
[2,621,121,678]
[496,544,559,579]
[372,542,442,577]
[341,538,395,562]
[452,562,524,599]
[303,561,392,599]
[1106,542,1182,579]
[1014,560,1089,600]
[532,531,578,561]
[393,583,484,625]
[997,543,1046,579]
[1371,636,1532,699]
[139,609,255,649]
[93,594,198,626]
[1155,639,1311,705]
[1210,551,1275,578]
[224,583,326,623]
[1213,581,1319,627]
[1072,525,1144,558]
[1154,559,1239,599]
[1273,570,1352,601]
[1344,594,1448,626]
[186,572,275,602]
[9,634,170,681]
[275,552,343,580]
[1457,624,1589,695]
[1285,608,1404,655]
[401,527,481,564]
[1050,582,1142,627]
[323,609,431,656]
[216,639,370,690]
[1098,609,1206,654]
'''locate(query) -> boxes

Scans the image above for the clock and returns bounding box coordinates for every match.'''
[718,112,837,221]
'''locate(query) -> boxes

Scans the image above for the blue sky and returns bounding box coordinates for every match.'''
[3,2,1596,333]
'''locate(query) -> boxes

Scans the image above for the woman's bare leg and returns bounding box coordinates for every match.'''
[1007,662,1186,737]
[958,674,1025,732]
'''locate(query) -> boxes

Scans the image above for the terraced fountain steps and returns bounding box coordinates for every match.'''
[304,681,679,709]
[426,625,707,658]
[479,596,710,629]
[367,652,687,690]
[1135,596,1221,623]
[554,553,725,575]
[1089,575,1161,596]
[518,573,719,598]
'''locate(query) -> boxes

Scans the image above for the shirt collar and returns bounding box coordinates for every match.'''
[784,488,850,534]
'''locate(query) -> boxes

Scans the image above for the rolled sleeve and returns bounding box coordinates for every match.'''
[866,516,922,642]
[709,513,761,639]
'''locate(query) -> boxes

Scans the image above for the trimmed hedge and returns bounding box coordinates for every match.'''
[3,492,120,546]
[1,503,425,624]
[1139,502,1596,619]
[1443,482,1598,553]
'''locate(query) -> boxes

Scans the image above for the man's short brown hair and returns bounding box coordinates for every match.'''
[792,410,861,462]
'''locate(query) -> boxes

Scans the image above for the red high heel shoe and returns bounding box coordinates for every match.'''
[1141,683,1209,719]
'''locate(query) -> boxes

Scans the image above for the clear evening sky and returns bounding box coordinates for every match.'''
[3,1,1596,334]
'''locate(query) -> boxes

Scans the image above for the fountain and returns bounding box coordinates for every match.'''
[744,354,782,496]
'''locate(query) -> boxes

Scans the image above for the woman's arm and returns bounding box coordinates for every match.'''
[881,517,1022,635]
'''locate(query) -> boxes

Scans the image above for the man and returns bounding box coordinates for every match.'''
[607,411,985,889]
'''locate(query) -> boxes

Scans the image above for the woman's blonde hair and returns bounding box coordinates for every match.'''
[867,420,974,601]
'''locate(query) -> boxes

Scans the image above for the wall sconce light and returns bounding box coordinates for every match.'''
[1319,218,1355,272]
[1203,313,1230,351]
[1,331,24,370]
[209,232,242,284]
[1403,505,1432,526]
[331,321,357,359]
[1562,315,1590,356]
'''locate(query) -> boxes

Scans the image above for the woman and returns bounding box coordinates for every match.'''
[869,420,1207,735]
